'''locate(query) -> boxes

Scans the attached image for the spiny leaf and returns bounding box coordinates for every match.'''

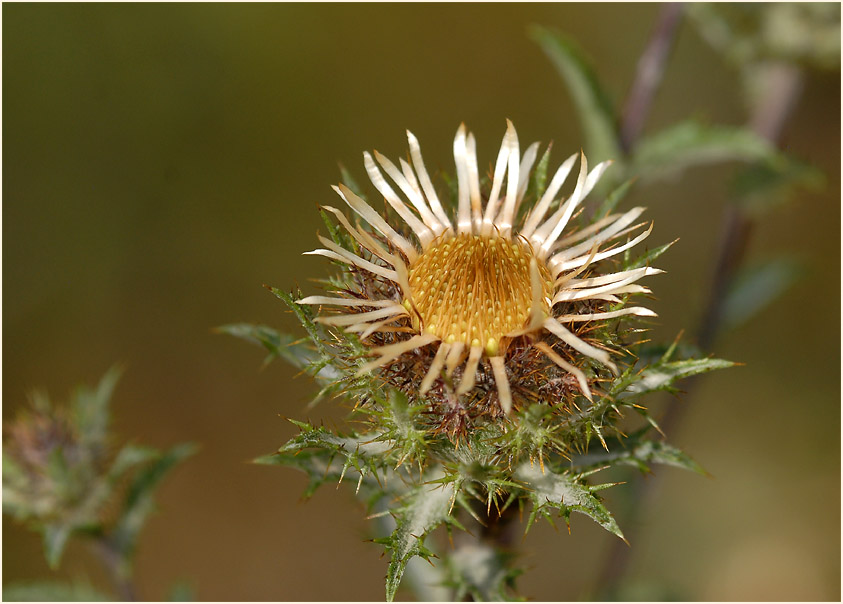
[382,479,456,601]
[215,323,320,371]
[530,25,621,166]
[261,421,396,500]
[624,239,678,271]
[515,463,624,540]
[569,431,706,476]
[631,120,781,181]
[267,287,329,357]
[626,358,737,396]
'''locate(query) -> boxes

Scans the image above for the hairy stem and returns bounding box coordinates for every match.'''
[593,61,804,598]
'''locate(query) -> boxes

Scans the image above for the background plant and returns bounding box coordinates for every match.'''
[3,369,195,601]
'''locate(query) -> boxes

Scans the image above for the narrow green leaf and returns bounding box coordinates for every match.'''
[624,239,678,270]
[594,178,636,219]
[721,257,802,331]
[632,120,780,181]
[532,144,552,199]
[111,443,197,568]
[530,25,621,165]
[339,163,366,202]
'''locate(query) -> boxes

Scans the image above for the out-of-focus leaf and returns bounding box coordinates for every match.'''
[110,443,197,570]
[530,26,621,165]
[106,444,160,482]
[43,523,72,569]
[167,580,196,602]
[339,163,366,202]
[594,178,635,219]
[631,120,781,181]
[378,480,457,602]
[3,580,112,602]
[721,257,802,331]
[732,159,824,214]
[446,542,521,602]
[515,463,624,540]
[72,366,122,449]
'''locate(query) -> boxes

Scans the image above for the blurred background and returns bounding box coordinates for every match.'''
[3,3,839,601]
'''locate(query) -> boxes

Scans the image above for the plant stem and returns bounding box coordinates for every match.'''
[92,535,137,601]
[592,61,804,598]
[619,3,684,154]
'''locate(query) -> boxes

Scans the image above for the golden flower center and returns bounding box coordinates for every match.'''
[406,233,552,354]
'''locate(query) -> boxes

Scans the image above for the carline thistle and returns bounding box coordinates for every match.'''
[299,121,661,436]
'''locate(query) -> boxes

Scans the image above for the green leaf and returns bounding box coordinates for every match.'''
[515,463,624,540]
[267,288,329,357]
[721,257,801,331]
[381,480,456,601]
[632,121,781,181]
[446,541,522,602]
[107,444,160,482]
[3,580,112,602]
[626,358,737,396]
[732,158,824,209]
[110,443,197,570]
[260,421,395,499]
[215,323,321,371]
[167,580,196,602]
[530,26,621,165]
[624,239,678,271]
[570,432,706,476]
[532,144,552,200]
[593,178,635,219]
[72,366,122,449]
[339,163,366,202]
[43,523,72,569]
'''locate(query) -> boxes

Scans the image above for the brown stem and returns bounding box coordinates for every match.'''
[592,62,804,598]
[619,3,684,153]
[92,536,137,601]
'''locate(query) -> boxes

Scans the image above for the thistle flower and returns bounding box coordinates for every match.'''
[300,121,660,423]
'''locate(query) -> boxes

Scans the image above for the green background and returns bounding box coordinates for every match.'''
[3,3,840,600]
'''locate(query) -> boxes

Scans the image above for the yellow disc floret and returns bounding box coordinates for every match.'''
[407,233,552,355]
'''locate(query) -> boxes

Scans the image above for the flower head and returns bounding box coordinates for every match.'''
[301,121,660,428]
